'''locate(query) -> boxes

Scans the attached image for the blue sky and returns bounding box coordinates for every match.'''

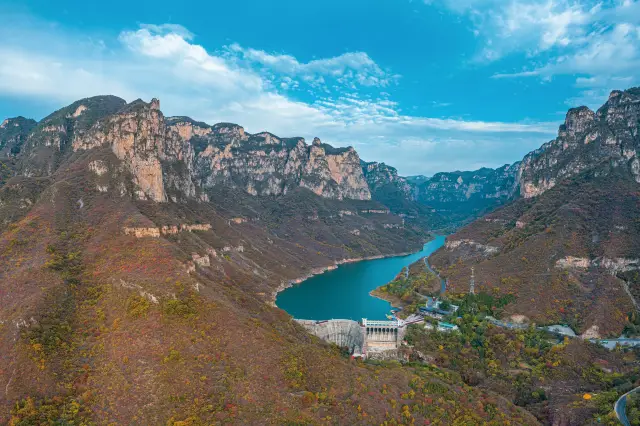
[0,0,638,175]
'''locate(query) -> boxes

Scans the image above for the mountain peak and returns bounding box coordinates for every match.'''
[561,106,595,137]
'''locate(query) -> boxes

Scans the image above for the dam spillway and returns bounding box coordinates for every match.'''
[295,319,404,358]
[296,319,365,355]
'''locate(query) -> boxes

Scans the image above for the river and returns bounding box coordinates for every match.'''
[276,235,446,321]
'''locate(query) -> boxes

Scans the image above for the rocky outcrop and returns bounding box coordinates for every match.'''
[555,256,640,275]
[413,164,520,225]
[123,223,212,238]
[74,99,170,202]
[193,131,371,200]
[7,96,373,203]
[445,239,499,255]
[362,161,412,197]
[18,95,127,177]
[362,160,414,203]
[166,117,212,142]
[519,88,640,197]
[299,139,370,200]
[0,117,37,157]
[408,88,640,223]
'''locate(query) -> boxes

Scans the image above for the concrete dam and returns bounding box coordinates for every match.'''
[295,319,405,358]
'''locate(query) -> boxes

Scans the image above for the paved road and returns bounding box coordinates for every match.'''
[616,386,640,426]
[423,257,446,295]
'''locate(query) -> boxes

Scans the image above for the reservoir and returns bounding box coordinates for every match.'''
[276,235,446,321]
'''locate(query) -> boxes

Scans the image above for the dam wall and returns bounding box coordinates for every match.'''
[296,319,365,355]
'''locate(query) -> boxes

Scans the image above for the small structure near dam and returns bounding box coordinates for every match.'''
[295,318,405,359]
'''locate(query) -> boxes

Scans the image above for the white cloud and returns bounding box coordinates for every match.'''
[0,19,558,176]
[225,43,399,90]
[495,21,640,78]
[119,27,264,94]
[429,0,640,108]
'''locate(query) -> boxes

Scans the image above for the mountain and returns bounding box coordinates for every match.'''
[361,161,447,229]
[0,96,537,424]
[519,89,640,197]
[414,164,521,226]
[405,174,430,185]
[0,116,37,157]
[430,87,640,337]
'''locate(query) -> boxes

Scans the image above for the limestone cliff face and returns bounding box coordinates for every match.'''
[409,87,640,224]
[48,97,371,202]
[73,99,170,202]
[18,96,127,177]
[0,117,37,157]
[519,88,640,198]
[413,164,520,225]
[193,132,371,200]
[420,164,519,204]
[362,161,413,198]
[298,138,371,200]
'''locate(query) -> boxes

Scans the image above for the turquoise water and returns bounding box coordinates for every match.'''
[276,235,446,321]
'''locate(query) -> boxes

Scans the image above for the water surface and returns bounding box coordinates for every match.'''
[276,235,446,321]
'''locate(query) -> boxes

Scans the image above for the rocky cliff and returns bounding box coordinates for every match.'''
[430,88,640,337]
[192,129,371,200]
[362,161,413,198]
[414,164,520,226]
[0,117,37,157]
[519,88,640,198]
[16,96,127,177]
[406,88,640,226]
[42,97,372,202]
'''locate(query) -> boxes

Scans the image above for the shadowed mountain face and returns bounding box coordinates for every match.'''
[414,164,521,226]
[0,96,541,424]
[430,87,640,338]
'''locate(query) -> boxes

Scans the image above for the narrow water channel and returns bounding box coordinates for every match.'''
[276,235,446,321]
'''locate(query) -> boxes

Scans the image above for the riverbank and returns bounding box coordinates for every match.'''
[369,287,406,315]
[369,256,442,319]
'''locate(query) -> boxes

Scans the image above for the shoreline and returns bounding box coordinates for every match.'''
[268,247,423,308]
[369,287,406,311]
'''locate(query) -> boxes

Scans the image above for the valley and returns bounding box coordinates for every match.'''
[1,87,640,425]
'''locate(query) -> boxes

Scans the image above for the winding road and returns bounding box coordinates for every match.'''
[616,386,640,426]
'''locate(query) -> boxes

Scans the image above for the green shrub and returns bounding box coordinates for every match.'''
[126,295,151,318]
[163,298,197,319]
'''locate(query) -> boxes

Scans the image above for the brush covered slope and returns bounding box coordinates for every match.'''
[377,256,640,425]
[0,96,538,424]
[430,87,640,338]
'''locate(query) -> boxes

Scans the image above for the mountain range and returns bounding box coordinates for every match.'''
[2,87,640,424]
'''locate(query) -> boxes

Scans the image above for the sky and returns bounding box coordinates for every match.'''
[0,0,638,175]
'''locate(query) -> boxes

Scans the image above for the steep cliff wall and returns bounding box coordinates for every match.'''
[362,161,413,198]
[0,117,37,157]
[73,99,171,202]
[519,88,640,198]
[414,163,520,226]
[65,98,374,203]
